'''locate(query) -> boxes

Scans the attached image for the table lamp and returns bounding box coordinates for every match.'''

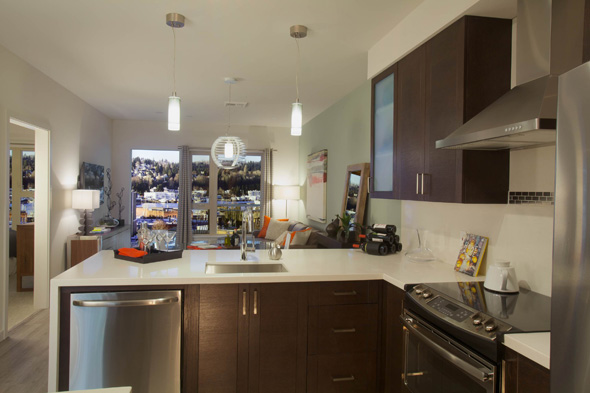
[72,189,100,235]
[273,185,301,217]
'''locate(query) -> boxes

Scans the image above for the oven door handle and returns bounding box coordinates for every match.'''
[401,316,494,383]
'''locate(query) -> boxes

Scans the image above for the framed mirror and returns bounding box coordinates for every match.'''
[341,163,370,225]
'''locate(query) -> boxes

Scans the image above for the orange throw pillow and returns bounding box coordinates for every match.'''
[257,216,289,238]
[282,227,312,246]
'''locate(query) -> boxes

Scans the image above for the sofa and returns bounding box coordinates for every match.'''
[252,220,338,249]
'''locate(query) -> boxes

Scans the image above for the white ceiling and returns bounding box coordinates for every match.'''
[0,0,516,129]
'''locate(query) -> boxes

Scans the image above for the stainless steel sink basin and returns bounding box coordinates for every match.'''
[205,263,288,274]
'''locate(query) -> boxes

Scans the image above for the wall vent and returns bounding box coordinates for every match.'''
[225,101,248,108]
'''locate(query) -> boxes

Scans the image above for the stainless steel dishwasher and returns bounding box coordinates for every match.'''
[69,290,182,393]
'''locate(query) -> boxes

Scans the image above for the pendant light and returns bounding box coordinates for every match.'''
[166,13,185,131]
[211,78,246,169]
[290,25,307,136]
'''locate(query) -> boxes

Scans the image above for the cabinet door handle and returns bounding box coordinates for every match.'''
[332,328,356,333]
[501,360,506,393]
[253,289,258,315]
[332,375,355,382]
[416,173,420,195]
[242,290,247,316]
[332,290,357,296]
[421,173,425,195]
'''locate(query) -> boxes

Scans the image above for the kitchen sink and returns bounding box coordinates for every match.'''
[205,263,288,274]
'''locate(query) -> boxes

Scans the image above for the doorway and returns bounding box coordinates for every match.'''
[2,117,50,336]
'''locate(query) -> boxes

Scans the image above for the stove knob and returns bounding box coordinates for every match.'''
[414,286,424,295]
[422,291,433,299]
[472,316,483,326]
[485,322,497,332]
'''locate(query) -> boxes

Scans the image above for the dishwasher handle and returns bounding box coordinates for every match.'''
[73,296,179,308]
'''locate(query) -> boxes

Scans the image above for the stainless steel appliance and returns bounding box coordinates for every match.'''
[552,61,590,392]
[69,290,182,393]
[436,0,586,150]
[402,282,550,393]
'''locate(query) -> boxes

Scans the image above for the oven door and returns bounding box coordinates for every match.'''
[401,311,497,393]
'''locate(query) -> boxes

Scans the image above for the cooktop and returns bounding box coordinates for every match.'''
[422,281,551,333]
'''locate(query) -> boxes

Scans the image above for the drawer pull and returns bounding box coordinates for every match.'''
[332,328,356,333]
[332,290,357,296]
[332,375,355,383]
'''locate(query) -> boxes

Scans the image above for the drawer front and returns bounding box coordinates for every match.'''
[309,281,378,306]
[308,304,378,355]
[307,353,377,393]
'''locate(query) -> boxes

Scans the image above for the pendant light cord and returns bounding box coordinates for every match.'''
[172,26,177,95]
[295,38,301,102]
[226,83,232,135]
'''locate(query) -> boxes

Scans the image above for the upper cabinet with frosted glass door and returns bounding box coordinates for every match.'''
[370,63,397,199]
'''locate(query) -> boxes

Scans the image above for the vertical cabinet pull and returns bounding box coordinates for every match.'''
[253,289,258,315]
[416,173,420,194]
[242,290,247,316]
[421,173,425,195]
[501,360,506,393]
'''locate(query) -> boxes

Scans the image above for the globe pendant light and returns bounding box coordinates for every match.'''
[166,13,185,131]
[211,78,246,169]
[290,25,307,136]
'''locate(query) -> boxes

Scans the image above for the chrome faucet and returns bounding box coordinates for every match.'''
[240,207,255,261]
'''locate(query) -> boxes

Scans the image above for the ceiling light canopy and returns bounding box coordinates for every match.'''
[290,25,307,136]
[166,13,185,131]
[211,78,247,169]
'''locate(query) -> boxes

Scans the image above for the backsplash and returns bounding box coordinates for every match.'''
[400,200,553,296]
[508,191,554,205]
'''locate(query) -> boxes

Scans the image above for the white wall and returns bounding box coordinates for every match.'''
[0,42,112,325]
[110,120,298,224]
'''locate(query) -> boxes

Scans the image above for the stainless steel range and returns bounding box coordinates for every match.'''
[401,282,550,393]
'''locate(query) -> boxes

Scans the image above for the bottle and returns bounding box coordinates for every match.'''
[370,224,397,234]
[269,242,282,260]
[231,230,240,247]
[224,233,231,247]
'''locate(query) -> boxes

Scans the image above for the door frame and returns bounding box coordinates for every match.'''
[0,116,51,340]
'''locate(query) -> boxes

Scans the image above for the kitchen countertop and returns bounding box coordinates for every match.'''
[503,332,551,369]
[48,248,549,389]
[50,387,132,393]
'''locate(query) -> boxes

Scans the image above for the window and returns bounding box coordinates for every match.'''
[9,148,35,228]
[130,150,179,246]
[190,151,262,236]
[22,151,35,190]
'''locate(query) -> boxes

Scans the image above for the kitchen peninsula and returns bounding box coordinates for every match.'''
[48,249,549,392]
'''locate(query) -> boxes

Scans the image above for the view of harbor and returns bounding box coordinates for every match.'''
[130,150,262,244]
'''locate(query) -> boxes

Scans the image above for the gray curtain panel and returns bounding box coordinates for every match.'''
[261,148,273,220]
[176,145,192,248]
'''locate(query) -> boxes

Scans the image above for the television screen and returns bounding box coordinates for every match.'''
[80,162,104,204]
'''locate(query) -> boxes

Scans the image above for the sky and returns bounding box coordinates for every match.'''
[132,149,179,163]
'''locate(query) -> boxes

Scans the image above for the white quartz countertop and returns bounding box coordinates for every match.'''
[48,248,550,390]
[50,248,479,290]
[503,332,551,369]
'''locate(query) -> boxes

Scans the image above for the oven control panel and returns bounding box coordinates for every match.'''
[427,296,472,322]
[407,284,513,341]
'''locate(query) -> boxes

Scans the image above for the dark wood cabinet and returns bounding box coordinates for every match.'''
[16,224,34,291]
[198,283,307,393]
[379,282,409,393]
[502,346,550,393]
[307,281,380,393]
[396,45,427,201]
[373,16,512,203]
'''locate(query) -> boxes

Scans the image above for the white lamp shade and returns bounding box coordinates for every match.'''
[168,95,181,131]
[273,185,301,201]
[224,141,234,158]
[72,189,100,210]
[291,102,302,136]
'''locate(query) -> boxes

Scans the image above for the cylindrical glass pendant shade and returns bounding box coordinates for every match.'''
[291,102,302,136]
[168,95,181,131]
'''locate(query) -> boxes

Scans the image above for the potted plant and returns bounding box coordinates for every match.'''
[336,213,362,243]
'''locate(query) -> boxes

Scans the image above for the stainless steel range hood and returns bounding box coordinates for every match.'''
[436,0,585,150]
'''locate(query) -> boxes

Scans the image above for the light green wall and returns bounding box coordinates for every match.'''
[298,81,402,230]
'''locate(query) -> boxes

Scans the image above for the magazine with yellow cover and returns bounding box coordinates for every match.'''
[454,233,488,276]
